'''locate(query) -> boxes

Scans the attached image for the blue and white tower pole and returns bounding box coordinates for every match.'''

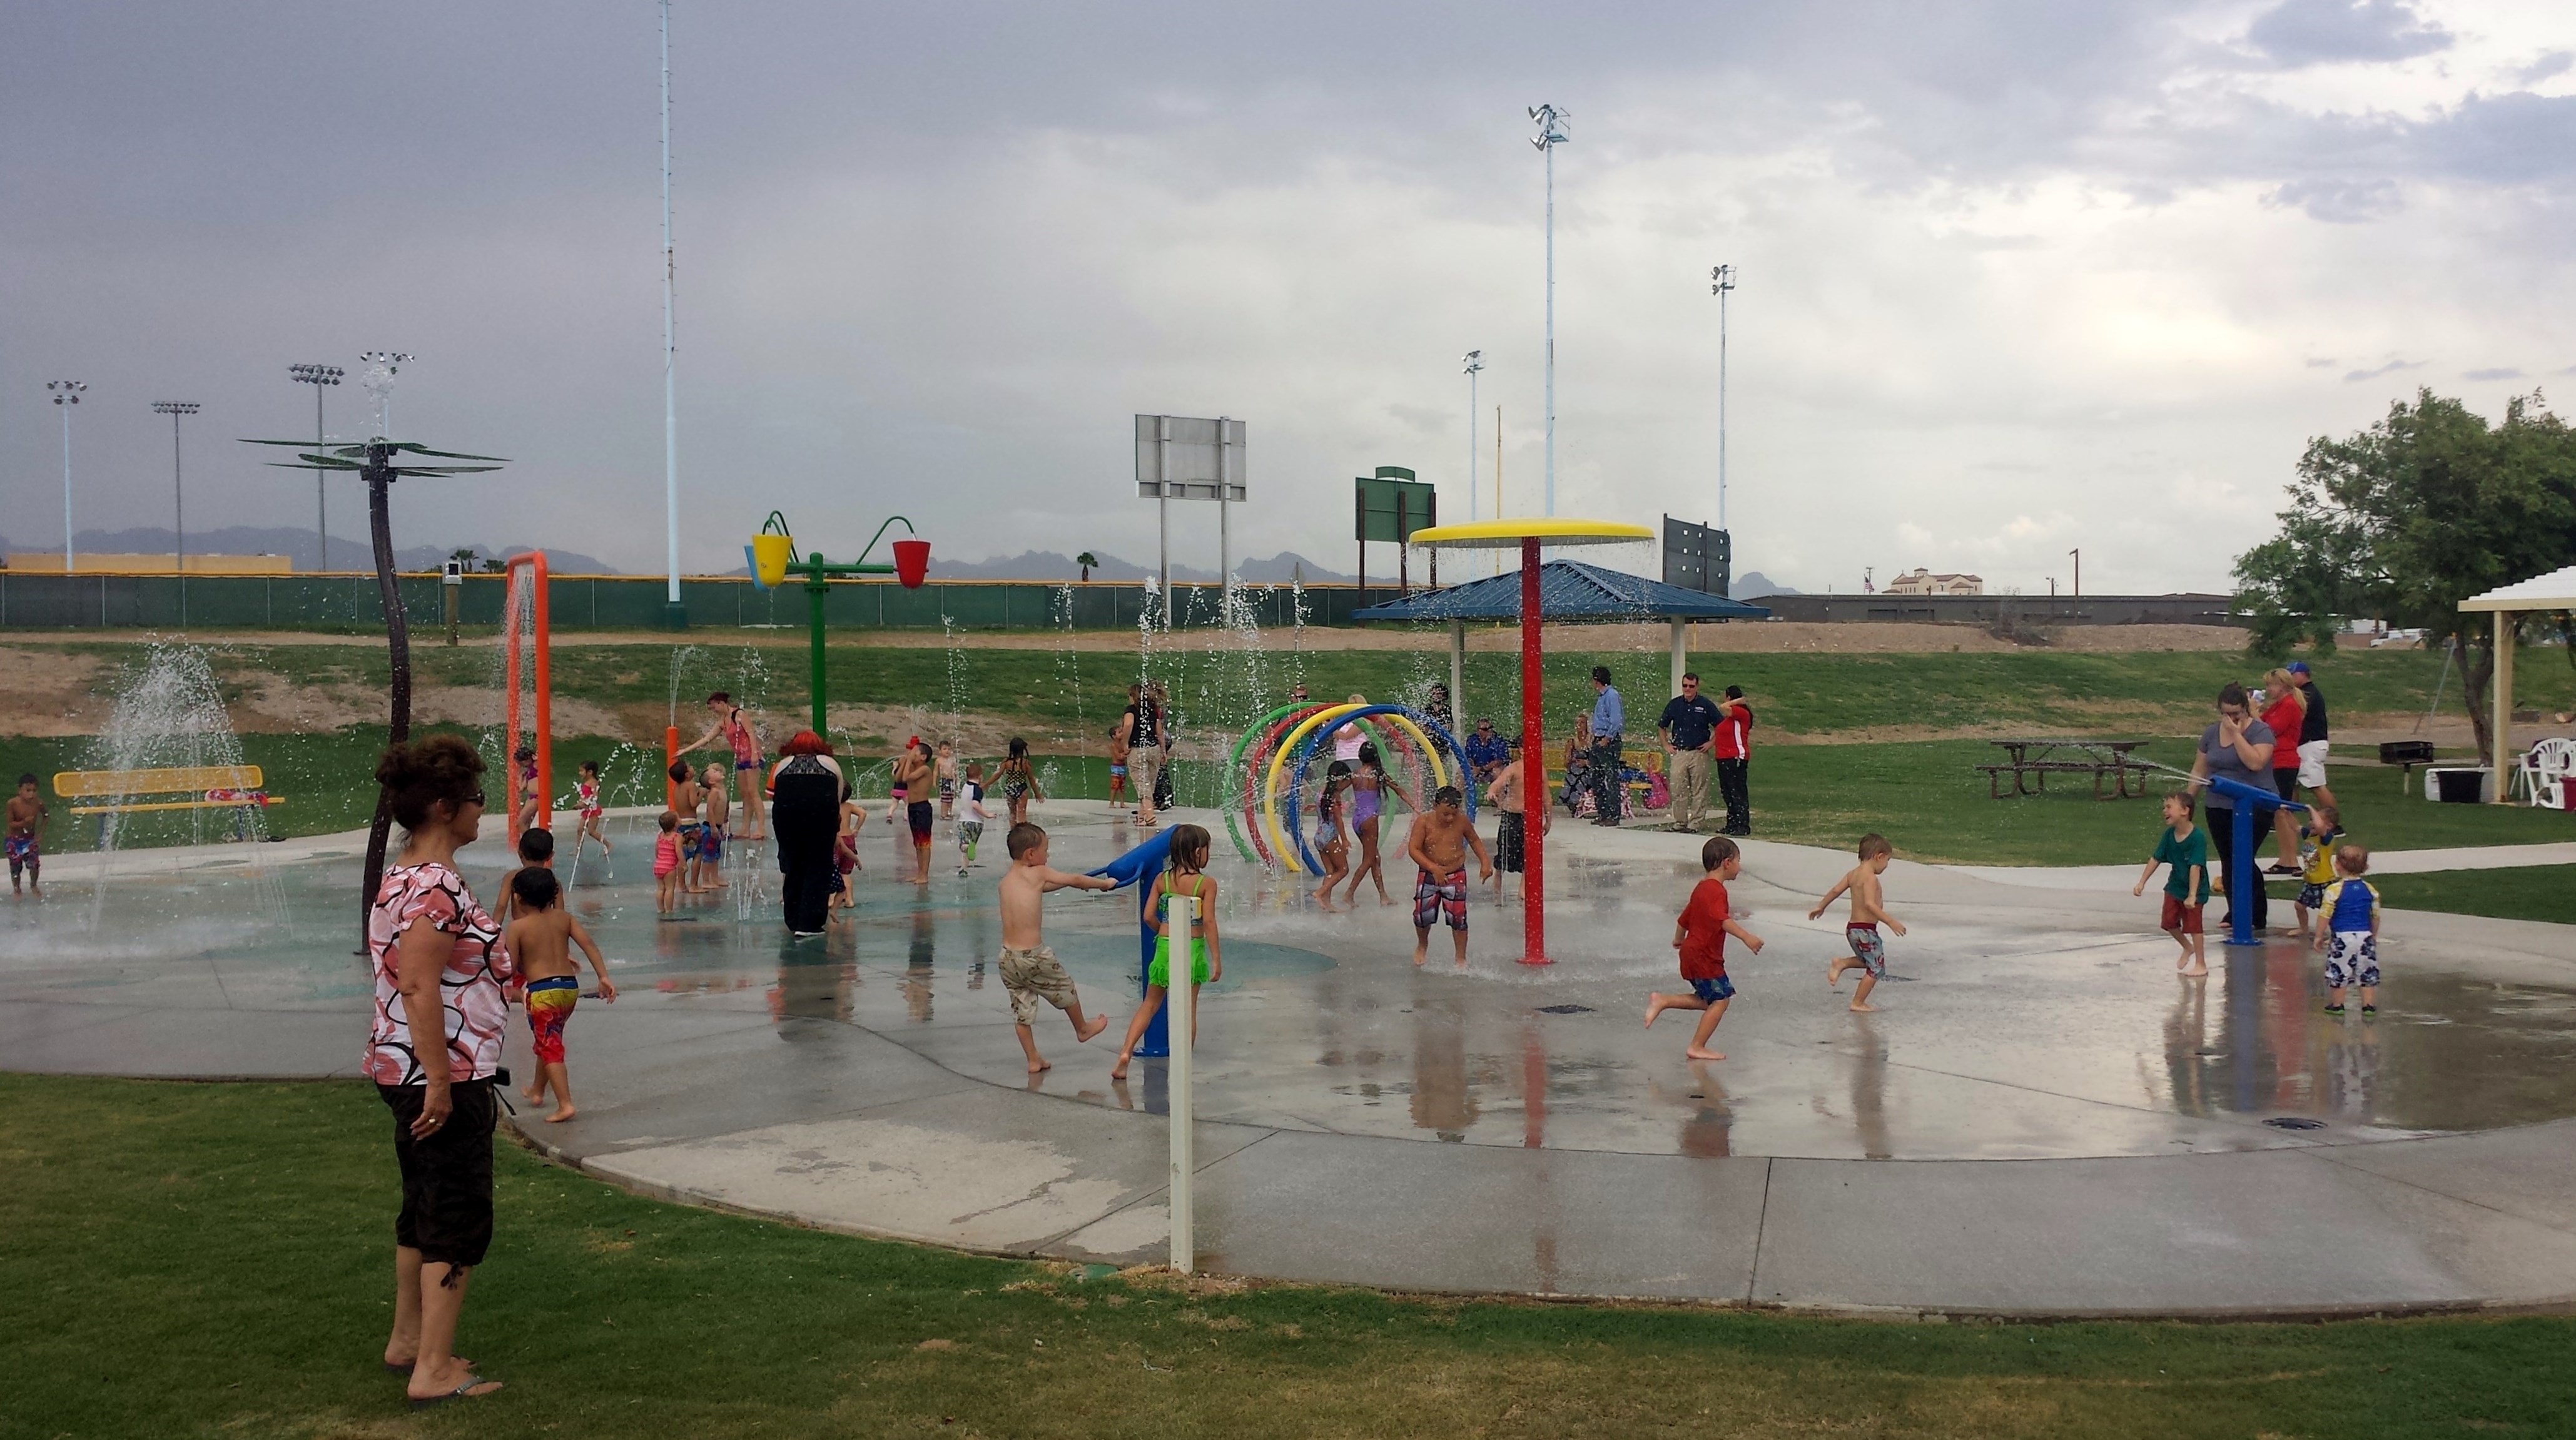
[1711,263,1735,533]
[1463,351,1483,574]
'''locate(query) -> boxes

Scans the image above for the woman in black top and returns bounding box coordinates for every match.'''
[767,731,849,936]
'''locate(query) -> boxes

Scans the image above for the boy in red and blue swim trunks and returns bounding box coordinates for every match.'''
[1404,786,1491,968]
[7,773,46,898]
[1647,836,1765,1060]
[1811,833,1906,1013]
[504,867,615,1123]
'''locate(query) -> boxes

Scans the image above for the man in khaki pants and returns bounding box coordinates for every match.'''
[1657,672,1723,832]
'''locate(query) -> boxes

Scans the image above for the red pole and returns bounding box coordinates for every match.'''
[666,725,680,811]
[505,571,524,848]
[1519,537,1549,965]
[532,552,552,832]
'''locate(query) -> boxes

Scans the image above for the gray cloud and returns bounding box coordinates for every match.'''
[2464,367,2525,381]
[2520,50,2575,83]
[2345,360,2426,383]
[2245,0,2451,68]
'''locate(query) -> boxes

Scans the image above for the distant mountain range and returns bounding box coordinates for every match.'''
[1734,570,1799,597]
[924,549,1359,585]
[1,526,622,575]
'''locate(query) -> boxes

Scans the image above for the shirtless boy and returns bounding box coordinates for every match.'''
[1404,785,1493,968]
[7,773,47,898]
[1810,833,1906,1012]
[891,738,936,884]
[504,867,617,1122]
[667,760,704,895]
[697,763,731,890]
[997,821,1117,1072]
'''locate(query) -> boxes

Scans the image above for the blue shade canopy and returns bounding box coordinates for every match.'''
[1351,559,1772,623]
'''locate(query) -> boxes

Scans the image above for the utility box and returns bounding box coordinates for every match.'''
[2426,766,2495,803]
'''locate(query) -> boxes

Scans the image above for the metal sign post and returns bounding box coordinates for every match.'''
[1353,468,1436,594]
[1169,890,1197,1274]
[1134,415,1248,626]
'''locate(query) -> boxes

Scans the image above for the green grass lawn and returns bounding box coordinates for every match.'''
[2338,866,2576,926]
[24,633,2576,745]
[4,1075,2572,1438]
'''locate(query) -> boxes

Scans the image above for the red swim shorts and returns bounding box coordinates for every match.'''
[2160,895,2204,934]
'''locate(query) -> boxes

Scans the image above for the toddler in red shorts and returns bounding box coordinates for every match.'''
[2134,792,2211,977]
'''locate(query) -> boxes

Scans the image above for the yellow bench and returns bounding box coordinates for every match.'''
[53,766,285,817]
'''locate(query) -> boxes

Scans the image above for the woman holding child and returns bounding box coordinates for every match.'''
[364,735,510,1411]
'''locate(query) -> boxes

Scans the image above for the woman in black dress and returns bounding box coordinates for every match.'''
[766,731,849,936]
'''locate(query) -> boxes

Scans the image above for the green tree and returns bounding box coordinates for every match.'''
[2234,388,2576,756]
[1076,551,1099,582]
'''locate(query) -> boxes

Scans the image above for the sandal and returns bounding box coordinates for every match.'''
[409,1373,500,1410]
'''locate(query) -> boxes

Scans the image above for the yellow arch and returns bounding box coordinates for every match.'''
[1259,704,1454,873]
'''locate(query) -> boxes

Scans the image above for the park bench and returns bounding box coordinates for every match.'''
[52,765,282,818]
[1977,739,2151,800]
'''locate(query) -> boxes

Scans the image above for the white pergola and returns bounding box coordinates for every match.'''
[2457,563,2576,803]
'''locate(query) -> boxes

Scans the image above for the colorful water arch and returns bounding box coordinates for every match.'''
[1220,702,1474,874]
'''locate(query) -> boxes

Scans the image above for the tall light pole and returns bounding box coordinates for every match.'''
[357,351,412,437]
[2069,548,2081,599]
[290,364,343,569]
[1529,104,1568,521]
[1463,350,1483,574]
[1710,263,1736,533]
[661,0,683,628]
[153,402,201,624]
[48,381,84,572]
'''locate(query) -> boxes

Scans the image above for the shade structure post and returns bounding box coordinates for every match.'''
[2228,801,2257,946]
[1669,619,1686,711]
[2493,609,2514,804]
[1449,622,1466,735]
[1519,537,1549,965]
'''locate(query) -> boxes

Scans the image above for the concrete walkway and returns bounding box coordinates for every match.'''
[8,805,2575,1317]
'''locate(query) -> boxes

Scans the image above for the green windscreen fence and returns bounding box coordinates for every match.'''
[0,573,1418,632]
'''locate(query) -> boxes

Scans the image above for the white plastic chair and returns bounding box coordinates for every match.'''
[2530,738,2576,809]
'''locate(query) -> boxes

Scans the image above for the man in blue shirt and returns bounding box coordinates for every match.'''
[1463,719,1509,786]
[1658,672,1723,831]
[1588,666,1625,826]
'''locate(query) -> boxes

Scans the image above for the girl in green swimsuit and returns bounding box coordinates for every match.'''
[1112,823,1222,1080]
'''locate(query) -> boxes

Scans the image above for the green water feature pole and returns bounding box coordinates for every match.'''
[753,512,928,736]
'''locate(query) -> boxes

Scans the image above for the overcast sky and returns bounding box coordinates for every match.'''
[5,1,2572,594]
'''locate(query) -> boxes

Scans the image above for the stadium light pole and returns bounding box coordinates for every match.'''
[1711,263,1736,533]
[290,364,343,569]
[48,381,85,572]
[1529,105,1569,521]
[153,402,203,624]
[660,0,684,629]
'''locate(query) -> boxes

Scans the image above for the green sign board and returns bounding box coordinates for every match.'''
[1354,467,1436,543]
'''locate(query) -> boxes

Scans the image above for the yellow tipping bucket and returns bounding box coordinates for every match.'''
[750,531,796,589]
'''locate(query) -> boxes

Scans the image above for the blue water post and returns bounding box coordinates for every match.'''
[2204,773,2305,948]
[1089,828,1176,1058]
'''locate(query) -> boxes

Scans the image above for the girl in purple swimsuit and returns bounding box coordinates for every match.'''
[1336,740,1414,909]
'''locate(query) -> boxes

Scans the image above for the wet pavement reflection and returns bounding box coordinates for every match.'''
[8,806,2576,1160]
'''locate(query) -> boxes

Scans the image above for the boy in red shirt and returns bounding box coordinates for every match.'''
[1645,835,1766,1060]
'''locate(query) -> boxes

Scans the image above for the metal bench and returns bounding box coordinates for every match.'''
[53,765,283,817]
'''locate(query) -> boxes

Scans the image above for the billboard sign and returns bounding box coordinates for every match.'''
[1662,514,1732,597]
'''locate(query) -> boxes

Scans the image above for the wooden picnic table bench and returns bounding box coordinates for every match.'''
[1977,739,2153,800]
[53,765,284,816]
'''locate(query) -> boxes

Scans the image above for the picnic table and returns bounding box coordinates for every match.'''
[1977,739,2153,800]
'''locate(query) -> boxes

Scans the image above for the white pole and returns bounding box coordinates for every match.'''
[1451,622,1468,731]
[1169,891,1196,1273]
[1718,278,1728,532]
[661,0,681,611]
[1156,417,1171,629]
[1217,416,1230,606]
[1670,619,1686,707]
[1543,138,1555,520]
[60,402,74,574]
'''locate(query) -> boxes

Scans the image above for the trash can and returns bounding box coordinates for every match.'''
[2431,767,2493,804]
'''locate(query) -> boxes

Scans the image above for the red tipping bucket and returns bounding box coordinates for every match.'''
[892,538,930,589]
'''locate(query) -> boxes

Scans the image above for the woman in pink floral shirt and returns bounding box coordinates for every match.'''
[365,736,512,1410]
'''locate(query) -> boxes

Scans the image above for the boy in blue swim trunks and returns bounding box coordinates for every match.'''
[1646,836,1765,1060]
[2312,843,2382,1015]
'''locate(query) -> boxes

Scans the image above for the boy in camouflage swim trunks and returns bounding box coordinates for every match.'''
[6,773,46,898]
[996,822,1117,1073]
